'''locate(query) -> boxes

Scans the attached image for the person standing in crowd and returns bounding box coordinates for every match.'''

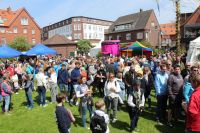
[181,62,191,79]
[76,76,93,128]
[166,60,173,74]
[127,79,145,133]
[182,66,198,112]
[124,65,135,96]
[36,68,47,107]
[55,93,75,133]
[167,65,184,127]
[185,74,200,133]
[57,64,69,100]
[173,56,185,71]
[141,66,154,110]
[154,64,169,125]
[90,99,109,133]
[70,61,81,106]
[96,64,107,97]
[23,74,34,109]
[104,72,120,123]
[49,68,58,103]
[116,72,125,102]
[57,64,69,93]
[1,73,13,114]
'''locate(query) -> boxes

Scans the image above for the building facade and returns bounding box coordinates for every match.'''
[181,6,200,50]
[42,16,113,46]
[43,34,77,57]
[160,23,176,48]
[105,9,161,48]
[0,7,41,45]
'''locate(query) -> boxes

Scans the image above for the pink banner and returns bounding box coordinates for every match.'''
[101,44,119,56]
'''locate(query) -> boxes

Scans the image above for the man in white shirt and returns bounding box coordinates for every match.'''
[104,72,120,123]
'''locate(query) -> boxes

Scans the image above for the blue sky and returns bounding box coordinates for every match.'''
[0,0,199,27]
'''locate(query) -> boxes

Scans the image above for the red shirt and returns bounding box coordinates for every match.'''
[6,66,14,77]
[186,86,200,132]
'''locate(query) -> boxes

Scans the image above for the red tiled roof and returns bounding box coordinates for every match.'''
[160,23,176,36]
[43,34,76,45]
[0,7,40,29]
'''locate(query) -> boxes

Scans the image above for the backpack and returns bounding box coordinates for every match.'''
[90,113,107,133]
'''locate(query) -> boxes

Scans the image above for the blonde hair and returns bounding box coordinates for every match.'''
[95,99,105,110]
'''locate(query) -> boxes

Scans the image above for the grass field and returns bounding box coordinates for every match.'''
[0,90,185,133]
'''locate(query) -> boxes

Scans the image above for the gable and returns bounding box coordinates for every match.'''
[184,6,200,25]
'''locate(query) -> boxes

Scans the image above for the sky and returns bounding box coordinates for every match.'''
[0,0,199,27]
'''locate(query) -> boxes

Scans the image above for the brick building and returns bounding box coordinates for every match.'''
[0,7,41,45]
[42,16,113,46]
[181,6,200,49]
[160,23,176,48]
[105,9,161,48]
[43,34,77,57]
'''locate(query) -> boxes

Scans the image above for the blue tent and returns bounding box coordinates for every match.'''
[0,45,22,58]
[25,44,57,56]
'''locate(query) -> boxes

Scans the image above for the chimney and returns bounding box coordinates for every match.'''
[7,7,11,13]
[140,9,143,12]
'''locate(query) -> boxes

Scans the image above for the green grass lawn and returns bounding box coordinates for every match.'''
[0,90,185,133]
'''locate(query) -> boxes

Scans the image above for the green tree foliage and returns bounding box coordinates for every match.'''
[77,39,92,55]
[140,41,153,49]
[9,37,31,51]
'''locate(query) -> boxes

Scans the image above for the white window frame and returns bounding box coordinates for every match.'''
[21,17,28,25]
[32,29,35,35]
[137,32,143,39]
[74,24,77,31]
[23,28,28,34]
[32,38,36,44]
[13,27,18,33]
[126,33,131,40]
[1,37,6,44]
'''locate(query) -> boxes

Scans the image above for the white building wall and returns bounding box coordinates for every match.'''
[48,24,72,39]
[83,23,109,42]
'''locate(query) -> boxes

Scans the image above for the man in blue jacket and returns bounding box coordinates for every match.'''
[154,64,169,125]
[57,64,69,94]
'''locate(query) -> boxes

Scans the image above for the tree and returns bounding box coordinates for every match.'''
[9,37,31,51]
[140,41,153,49]
[155,0,181,55]
[77,39,92,55]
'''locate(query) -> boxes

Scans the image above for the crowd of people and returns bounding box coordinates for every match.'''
[0,51,200,133]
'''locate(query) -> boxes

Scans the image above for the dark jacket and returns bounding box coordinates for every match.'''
[58,69,69,85]
[124,71,135,87]
[71,68,80,84]
[141,74,154,95]
[168,73,184,100]
[24,80,34,92]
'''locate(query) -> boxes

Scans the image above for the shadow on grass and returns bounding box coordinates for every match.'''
[74,115,83,127]
[110,120,130,132]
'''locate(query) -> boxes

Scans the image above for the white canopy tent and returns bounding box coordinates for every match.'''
[89,44,101,57]
[187,37,200,64]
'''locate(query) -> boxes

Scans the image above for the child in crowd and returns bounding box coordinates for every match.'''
[11,72,20,94]
[23,74,34,109]
[55,93,75,133]
[76,76,94,128]
[127,79,145,133]
[90,99,109,133]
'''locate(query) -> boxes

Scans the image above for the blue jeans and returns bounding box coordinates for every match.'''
[4,95,10,112]
[58,84,68,93]
[0,94,2,102]
[25,91,34,108]
[38,86,46,105]
[128,107,139,132]
[119,90,126,101]
[80,103,94,128]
